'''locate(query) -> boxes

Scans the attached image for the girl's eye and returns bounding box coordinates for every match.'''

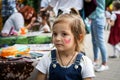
[53,33,57,37]
[62,33,67,36]
[52,32,68,37]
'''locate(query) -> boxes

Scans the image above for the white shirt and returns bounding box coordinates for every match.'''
[49,0,83,14]
[36,51,95,79]
[105,11,111,18]
[41,0,51,8]
[111,11,120,21]
[1,12,24,34]
[39,24,51,33]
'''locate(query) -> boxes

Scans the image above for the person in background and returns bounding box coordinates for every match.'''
[38,0,51,33]
[16,0,25,11]
[38,11,51,33]
[1,5,36,37]
[108,1,120,58]
[105,9,111,30]
[36,8,95,80]
[88,0,109,72]
[40,0,84,18]
[1,0,18,25]
[40,0,57,14]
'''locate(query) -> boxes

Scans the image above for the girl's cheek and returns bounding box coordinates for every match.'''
[64,37,71,44]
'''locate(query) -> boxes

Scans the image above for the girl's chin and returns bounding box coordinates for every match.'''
[56,48,65,51]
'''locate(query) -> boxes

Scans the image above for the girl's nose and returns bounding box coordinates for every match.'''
[55,35,61,41]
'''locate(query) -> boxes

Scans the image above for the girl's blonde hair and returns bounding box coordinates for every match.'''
[52,8,86,52]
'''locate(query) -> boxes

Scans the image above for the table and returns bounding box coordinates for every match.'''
[0,43,53,80]
[0,32,52,79]
[0,32,52,46]
[0,56,41,80]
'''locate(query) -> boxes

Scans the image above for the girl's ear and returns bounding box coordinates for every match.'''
[79,34,84,42]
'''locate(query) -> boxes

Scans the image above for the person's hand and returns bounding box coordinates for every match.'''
[40,5,53,12]
[31,17,36,23]
[26,17,36,29]
[30,17,36,25]
[12,31,18,36]
[40,7,47,12]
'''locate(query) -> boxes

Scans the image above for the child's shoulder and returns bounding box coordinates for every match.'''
[112,11,120,14]
[40,51,51,60]
[80,54,92,64]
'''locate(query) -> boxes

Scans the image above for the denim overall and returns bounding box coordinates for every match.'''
[49,50,83,80]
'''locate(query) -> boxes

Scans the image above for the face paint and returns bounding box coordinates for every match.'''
[64,38,71,44]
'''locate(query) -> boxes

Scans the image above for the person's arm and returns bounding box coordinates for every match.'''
[109,20,115,27]
[81,56,95,80]
[36,71,47,80]
[40,5,53,12]
[25,17,36,29]
[108,13,116,27]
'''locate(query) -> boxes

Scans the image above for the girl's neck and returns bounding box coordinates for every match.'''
[57,50,76,57]
[57,50,77,67]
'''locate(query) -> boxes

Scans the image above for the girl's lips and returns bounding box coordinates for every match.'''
[55,44,63,46]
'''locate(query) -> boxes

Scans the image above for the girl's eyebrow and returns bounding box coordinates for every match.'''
[53,30,67,33]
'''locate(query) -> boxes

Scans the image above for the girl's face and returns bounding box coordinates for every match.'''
[52,22,76,52]
[25,11,33,20]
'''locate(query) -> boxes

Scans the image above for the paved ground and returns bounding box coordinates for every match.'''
[84,31,120,80]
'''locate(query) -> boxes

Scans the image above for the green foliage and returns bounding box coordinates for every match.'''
[106,0,113,7]
[23,0,40,12]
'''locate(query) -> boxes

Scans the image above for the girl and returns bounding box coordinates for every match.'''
[38,11,51,33]
[36,8,95,80]
[108,1,120,58]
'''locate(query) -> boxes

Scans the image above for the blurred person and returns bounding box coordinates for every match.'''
[40,0,84,18]
[16,0,25,11]
[40,0,57,18]
[38,11,51,33]
[1,0,18,25]
[108,1,120,58]
[84,0,97,34]
[88,0,109,72]
[84,0,97,18]
[105,9,111,30]
[1,5,36,37]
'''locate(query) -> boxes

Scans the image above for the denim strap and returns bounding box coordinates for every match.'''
[51,50,57,64]
[75,53,83,65]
